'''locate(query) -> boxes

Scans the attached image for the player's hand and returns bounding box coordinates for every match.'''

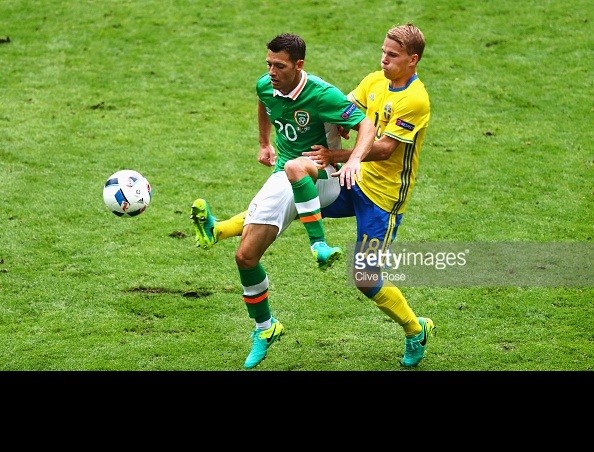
[302,145,331,168]
[331,158,361,189]
[258,144,276,167]
[337,125,350,140]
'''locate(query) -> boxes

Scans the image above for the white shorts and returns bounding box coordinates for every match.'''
[244,165,340,236]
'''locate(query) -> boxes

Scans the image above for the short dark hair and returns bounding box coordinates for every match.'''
[267,33,306,62]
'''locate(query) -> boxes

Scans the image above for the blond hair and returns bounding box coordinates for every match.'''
[387,23,426,62]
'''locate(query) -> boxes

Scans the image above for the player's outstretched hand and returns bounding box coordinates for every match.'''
[331,159,361,189]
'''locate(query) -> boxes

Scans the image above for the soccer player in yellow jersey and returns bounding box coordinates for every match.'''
[311,23,435,367]
[192,24,435,368]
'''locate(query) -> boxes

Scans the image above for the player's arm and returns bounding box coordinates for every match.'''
[304,133,400,167]
[331,116,376,189]
[257,100,276,167]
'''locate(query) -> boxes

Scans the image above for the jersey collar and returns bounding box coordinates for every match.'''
[389,73,418,92]
[273,71,308,100]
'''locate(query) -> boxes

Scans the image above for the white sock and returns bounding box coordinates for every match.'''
[256,318,272,330]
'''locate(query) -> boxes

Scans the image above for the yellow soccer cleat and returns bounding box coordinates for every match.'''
[190,198,218,250]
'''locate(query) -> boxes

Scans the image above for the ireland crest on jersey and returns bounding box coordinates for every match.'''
[294,110,310,131]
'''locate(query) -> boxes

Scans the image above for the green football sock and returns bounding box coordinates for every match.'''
[291,176,325,245]
[239,263,271,323]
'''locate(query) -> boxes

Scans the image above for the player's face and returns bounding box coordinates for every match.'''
[266,49,304,95]
[380,37,418,87]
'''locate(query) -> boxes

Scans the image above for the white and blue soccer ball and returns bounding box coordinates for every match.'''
[103,169,152,217]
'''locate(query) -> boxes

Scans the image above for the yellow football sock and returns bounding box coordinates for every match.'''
[372,285,421,337]
[216,210,247,240]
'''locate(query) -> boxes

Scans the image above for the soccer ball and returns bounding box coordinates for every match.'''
[103,169,152,217]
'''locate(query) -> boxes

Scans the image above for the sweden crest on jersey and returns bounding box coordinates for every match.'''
[383,102,393,121]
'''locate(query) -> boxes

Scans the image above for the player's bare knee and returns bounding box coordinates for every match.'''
[235,249,259,269]
[284,159,300,180]
[285,156,315,181]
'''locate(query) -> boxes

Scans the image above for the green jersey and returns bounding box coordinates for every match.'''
[256,71,366,172]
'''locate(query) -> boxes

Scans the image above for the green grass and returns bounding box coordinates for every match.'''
[0,0,592,372]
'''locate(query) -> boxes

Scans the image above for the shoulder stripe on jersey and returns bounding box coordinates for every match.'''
[348,93,366,110]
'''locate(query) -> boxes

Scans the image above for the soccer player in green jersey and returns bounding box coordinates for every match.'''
[192,33,375,369]
[193,24,435,369]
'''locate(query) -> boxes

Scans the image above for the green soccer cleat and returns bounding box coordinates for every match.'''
[311,241,342,270]
[244,318,285,369]
[190,198,218,250]
[400,317,436,367]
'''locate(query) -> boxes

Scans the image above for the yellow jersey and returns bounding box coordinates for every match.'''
[348,70,430,214]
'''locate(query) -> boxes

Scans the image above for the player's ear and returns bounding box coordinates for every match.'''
[296,59,305,70]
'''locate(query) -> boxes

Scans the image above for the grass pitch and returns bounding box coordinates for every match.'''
[0,0,592,373]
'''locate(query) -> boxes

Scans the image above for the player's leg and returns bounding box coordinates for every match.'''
[191,161,341,254]
[285,157,342,270]
[349,185,435,367]
[236,223,284,369]
[236,173,296,369]
[218,211,247,239]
